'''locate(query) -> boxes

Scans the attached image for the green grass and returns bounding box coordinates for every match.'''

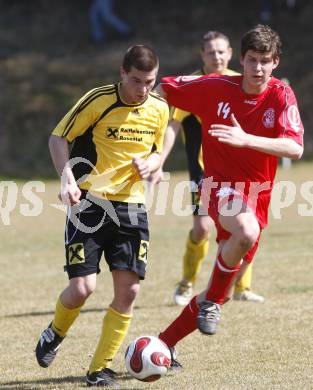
[1,162,313,389]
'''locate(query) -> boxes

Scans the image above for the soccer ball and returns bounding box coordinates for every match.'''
[125,335,171,382]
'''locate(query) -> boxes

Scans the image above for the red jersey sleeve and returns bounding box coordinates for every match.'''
[160,75,208,118]
[276,85,304,146]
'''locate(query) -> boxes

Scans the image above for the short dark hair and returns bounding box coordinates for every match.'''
[241,24,282,58]
[201,31,230,50]
[122,45,159,73]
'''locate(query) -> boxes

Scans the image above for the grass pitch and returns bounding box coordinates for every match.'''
[1,162,313,389]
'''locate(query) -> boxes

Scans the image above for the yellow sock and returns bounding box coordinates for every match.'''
[89,306,132,373]
[182,232,209,284]
[234,263,253,293]
[51,297,82,338]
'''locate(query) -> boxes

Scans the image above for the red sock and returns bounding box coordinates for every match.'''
[159,296,198,348]
[205,254,241,304]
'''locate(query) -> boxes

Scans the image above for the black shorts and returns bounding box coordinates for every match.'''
[64,195,149,280]
[190,178,208,217]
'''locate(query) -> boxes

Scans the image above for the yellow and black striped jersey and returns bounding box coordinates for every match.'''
[52,83,169,203]
[171,68,239,173]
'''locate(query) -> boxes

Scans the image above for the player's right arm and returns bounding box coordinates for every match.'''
[49,135,81,205]
[49,88,100,205]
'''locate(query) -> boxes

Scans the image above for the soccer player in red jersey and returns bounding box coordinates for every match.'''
[155,24,303,360]
[150,31,264,306]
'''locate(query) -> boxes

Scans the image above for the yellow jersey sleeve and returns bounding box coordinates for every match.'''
[172,107,190,123]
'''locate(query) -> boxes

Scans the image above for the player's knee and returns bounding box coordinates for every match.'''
[238,224,260,251]
[192,222,210,242]
[124,284,141,307]
[72,280,96,302]
[125,284,140,304]
[238,235,254,252]
[113,284,140,313]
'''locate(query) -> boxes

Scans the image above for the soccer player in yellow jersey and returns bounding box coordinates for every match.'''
[150,31,264,305]
[35,45,169,387]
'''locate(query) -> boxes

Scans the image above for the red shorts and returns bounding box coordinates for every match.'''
[204,186,262,263]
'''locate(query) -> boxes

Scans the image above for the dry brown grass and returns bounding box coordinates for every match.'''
[1,163,313,389]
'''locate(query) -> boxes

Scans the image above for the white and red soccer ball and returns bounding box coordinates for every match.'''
[125,335,171,382]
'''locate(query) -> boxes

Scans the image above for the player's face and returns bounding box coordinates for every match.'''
[240,50,279,94]
[201,38,232,74]
[120,66,158,104]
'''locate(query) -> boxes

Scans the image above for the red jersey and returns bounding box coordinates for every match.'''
[161,74,304,227]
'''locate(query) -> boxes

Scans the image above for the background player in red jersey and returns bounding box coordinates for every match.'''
[155,24,303,363]
[150,30,264,306]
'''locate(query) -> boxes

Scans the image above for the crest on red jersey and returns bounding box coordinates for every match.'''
[262,108,275,128]
[287,105,301,133]
[174,75,202,83]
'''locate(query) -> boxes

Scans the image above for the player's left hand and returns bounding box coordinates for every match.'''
[208,114,250,148]
[132,157,150,179]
